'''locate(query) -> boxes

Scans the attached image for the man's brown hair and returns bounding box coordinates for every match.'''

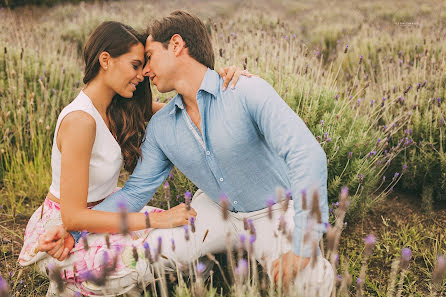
[147,10,215,69]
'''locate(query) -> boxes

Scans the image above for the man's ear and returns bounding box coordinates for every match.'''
[99,51,111,70]
[170,34,187,56]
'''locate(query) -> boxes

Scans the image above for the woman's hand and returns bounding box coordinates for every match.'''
[150,203,197,229]
[217,65,256,90]
[38,225,75,261]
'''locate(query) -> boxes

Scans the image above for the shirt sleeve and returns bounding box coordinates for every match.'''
[242,77,329,258]
[70,121,174,243]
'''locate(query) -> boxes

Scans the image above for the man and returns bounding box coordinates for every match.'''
[43,10,333,295]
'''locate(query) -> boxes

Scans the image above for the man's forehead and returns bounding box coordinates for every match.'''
[145,35,156,51]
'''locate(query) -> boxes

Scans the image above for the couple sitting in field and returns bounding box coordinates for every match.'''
[18,10,333,297]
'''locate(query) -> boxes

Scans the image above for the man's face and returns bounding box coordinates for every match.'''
[143,35,177,93]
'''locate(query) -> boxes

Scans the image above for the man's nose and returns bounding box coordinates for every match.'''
[142,63,151,77]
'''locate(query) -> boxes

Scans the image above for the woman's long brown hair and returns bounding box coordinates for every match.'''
[83,21,152,173]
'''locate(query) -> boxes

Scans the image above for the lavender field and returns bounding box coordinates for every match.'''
[0,0,445,296]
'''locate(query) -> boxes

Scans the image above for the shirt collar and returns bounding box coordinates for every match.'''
[197,68,220,98]
[169,68,220,115]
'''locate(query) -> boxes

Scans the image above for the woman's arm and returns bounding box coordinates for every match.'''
[58,111,195,233]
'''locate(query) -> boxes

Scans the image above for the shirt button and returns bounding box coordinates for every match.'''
[206,151,210,155]
[234,200,238,204]
[219,178,224,182]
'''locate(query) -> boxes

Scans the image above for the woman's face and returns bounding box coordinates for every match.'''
[106,43,145,98]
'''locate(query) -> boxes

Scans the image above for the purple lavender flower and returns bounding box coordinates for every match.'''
[359,55,363,64]
[81,231,89,251]
[143,242,153,262]
[220,194,229,220]
[171,238,176,252]
[356,277,362,285]
[0,276,9,296]
[402,164,407,173]
[359,174,364,183]
[195,262,206,277]
[266,197,274,219]
[363,234,376,257]
[393,172,400,181]
[235,259,248,277]
[348,152,353,159]
[321,120,324,127]
[190,217,196,233]
[335,94,339,100]
[401,248,412,269]
[432,255,446,286]
[144,211,151,228]
[344,45,349,53]
[184,225,190,241]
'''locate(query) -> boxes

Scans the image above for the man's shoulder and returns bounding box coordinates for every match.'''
[230,76,272,93]
[150,99,177,124]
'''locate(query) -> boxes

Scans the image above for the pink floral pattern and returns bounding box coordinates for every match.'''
[19,197,163,295]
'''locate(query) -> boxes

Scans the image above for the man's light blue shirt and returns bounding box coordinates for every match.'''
[73,68,328,258]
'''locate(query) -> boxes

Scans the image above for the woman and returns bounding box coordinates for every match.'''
[18,21,250,296]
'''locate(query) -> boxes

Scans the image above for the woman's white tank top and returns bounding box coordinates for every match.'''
[49,90,123,202]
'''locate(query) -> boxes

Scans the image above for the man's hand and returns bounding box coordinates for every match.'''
[38,225,75,261]
[271,251,310,289]
[217,65,256,90]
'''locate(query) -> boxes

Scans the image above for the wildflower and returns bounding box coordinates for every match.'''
[344,45,349,53]
[143,242,153,262]
[283,189,292,211]
[421,80,426,88]
[432,255,446,287]
[163,181,170,201]
[243,217,249,230]
[184,225,190,241]
[235,259,248,277]
[339,186,349,211]
[393,172,399,181]
[310,191,322,223]
[401,248,412,269]
[48,264,65,293]
[335,94,339,100]
[118,200,129,235]
[393,86,396,93]
[185,190,192,211]
[144,211,151,228]
[157,237,162,255]
[301,189,307,210]
[440,118,445,126]
[377,138,381,144]
[359,174,364,184]
[81,231,89,251]
[171,238,175,252]
[321,120,324,127]
[404,85,412,94]
[370,99,375,106]
[266,197,274,219]
[132,245,139,262]
[220,194,229,220]
[402,164,407,173]
[356,277,362,285]
[359,55,363,64]
[190,217,196,233]
[348,152,353,159]
[105,234,110,249]
[363,234,376,257]
[0,276,9,297]
[195,262,206,277]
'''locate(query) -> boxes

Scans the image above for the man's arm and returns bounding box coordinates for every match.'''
[71,122,174,242]
[243,77,329,258]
